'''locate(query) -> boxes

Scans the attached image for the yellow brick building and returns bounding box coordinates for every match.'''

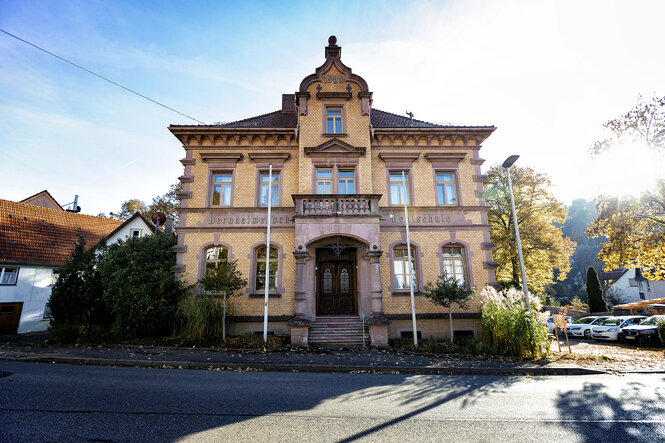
[169,36,497,346]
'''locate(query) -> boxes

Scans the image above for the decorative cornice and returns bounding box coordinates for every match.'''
[247,153,292,162]
[180,158,195,166]
[200,153,244,163]
[483,261,500,269]
[316,91,352,100]
[378,152,420,163]
[176,192,192,200]
[424,152,467,164]
[304,138,366,157]
[178,175,194,183]
[470,157,486,165]
[473,174,488,183]
[481,242,496,250]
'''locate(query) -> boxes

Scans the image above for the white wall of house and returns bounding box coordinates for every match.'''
[0,265,56,333]
[605,269,665,306]
[106,218,153,245]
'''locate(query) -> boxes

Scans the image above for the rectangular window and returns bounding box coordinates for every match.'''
[316,169,333,194]
[130,228,142,239]
[326,107,343,133]
[255,246,278,291]
[436,173,457,205]
[442,246,466,285]
[0,267,19,285]
[338,170,355,194]
[211,173,233,206]
[393,246,417,290]
[43,303,53,320]
[389,172,410,205]
[50,270,60,286]
[259,172,279,206]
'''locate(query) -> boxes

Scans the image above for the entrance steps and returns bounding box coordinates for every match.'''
[309,316,368,347]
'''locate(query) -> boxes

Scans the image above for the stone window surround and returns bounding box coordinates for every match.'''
[201,153,243,209]
[386,239,425,296]
[321,101,348,137]
[425,152,466,207]
[378,153,419,207]
[436,240,475,291]
[197,241,235,284]
[249,153,291,207]
[310,157,360,194]
[247,240,286,298]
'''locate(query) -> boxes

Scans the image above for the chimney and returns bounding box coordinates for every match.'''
[281,94,296,114]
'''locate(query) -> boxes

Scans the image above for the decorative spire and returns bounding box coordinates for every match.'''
[325,35,341,59]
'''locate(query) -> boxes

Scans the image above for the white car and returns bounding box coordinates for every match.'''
[590,316,647,341]
[567,316,610,339]
[544,316,574,334]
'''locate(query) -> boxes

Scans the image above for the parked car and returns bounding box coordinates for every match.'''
[567,316,611,339]
[621,315,665,346]
[544,316,574,334]
[590,316,647,341]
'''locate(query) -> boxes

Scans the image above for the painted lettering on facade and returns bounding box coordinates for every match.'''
[206,213,294,227]
[385,213,452,224]
[321,75,344,84]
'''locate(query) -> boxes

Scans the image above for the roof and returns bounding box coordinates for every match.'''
[599,269,629,281]
[0,199,122,266]
[104,212,154,241]
[19,190,63,211]
[211,108,491,130]
[613,297,665,311]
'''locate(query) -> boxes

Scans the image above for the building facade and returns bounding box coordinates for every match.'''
[169,37,497,346]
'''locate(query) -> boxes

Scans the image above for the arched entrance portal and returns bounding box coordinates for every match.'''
[316,240,356,315]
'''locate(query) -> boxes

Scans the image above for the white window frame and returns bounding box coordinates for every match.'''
[0,267,19,285]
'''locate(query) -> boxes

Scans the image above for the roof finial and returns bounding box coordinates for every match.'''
[325,35,341,59]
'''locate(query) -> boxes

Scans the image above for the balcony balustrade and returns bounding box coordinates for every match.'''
[293,194,382,217]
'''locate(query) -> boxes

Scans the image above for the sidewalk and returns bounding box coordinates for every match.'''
[0,332,628,376]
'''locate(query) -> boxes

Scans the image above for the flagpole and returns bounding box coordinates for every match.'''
[263,164,273,344]
[402,170,418,346]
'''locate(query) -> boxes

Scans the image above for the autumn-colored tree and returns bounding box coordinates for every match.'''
[110,183,181,223]
[111,198,147,220]
[591,94,665,155]
[587,180,665,280]
[485,165,575,293]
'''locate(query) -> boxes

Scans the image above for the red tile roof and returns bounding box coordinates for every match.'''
[0,199,122,266]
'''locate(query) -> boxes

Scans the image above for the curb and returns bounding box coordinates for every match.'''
[0,355,606,376]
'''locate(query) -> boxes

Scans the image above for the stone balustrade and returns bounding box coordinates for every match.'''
[292,194,382,217]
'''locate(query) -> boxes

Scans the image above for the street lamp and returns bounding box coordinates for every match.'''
[502,155,531,310]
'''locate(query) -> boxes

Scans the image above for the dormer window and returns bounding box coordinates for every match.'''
[326,107,343,133]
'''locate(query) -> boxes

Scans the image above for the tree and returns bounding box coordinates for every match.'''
[49,234,110,341]
[110,199,147,220]
[110,183,181,224]
[485,165,576,293]
[591,94,665,155]
[198,260,248,339]
[588,180,665,280]
[422,275,474,343]
[585,267,607,313]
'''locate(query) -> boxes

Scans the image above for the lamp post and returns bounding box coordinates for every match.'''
[502,155,531,310]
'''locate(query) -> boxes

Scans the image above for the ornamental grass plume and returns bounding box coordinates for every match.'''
[478,286,550,359]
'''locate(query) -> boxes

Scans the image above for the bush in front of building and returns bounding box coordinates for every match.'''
[49,234,112,342]
[220,332,285,349]
[658,319,665,345]
[422,274,475,343]
[478,286,550,359]
[99,234,187,340]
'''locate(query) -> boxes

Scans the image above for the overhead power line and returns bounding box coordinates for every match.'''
[0,27,207,125]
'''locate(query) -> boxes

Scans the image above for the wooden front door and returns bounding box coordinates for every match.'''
[318,261,355,315]
[0,302,23,334]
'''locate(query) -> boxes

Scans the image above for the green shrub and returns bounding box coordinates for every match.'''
[658,319,665,346]
[49,234,112,342]
[99,234,186,340]
[178,293,227,341]
[478,286,551,358]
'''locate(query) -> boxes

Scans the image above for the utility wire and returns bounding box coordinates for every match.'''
[0,27,207,125]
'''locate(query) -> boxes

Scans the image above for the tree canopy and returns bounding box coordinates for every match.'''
[587,180,665,280]
[111,183,181,223]
[591,94,665,155]
[485,165,575,293]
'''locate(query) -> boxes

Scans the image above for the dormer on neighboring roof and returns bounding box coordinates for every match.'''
[104,212,155,245]
[20,190,63,211]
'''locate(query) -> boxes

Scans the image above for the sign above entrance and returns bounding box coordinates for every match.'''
[204,210,295,228]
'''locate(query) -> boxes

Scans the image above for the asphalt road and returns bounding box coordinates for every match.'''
[1,361,664,442]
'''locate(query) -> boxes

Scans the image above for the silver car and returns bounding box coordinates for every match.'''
[567,316,610,339]
[591,316,647,341]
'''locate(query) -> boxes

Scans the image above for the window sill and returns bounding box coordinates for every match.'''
[322,133,347,138]
[391,291,423,297]
[249,293,282,298]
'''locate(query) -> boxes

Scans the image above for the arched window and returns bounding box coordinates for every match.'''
[393,245,417,290]
[205,246,228,275]
[442,246,465,284]
[255,245,278,291]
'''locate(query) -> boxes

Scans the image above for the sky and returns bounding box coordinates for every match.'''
[1,0,664,216]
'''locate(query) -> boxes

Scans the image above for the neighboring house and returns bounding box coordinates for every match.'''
[104,212,155,244]
[169,37,498,346]
[600,268,665,308]
[19,190,64,211]
[0,198,122,334]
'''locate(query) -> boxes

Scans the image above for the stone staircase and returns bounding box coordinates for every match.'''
[309,316,367,347]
